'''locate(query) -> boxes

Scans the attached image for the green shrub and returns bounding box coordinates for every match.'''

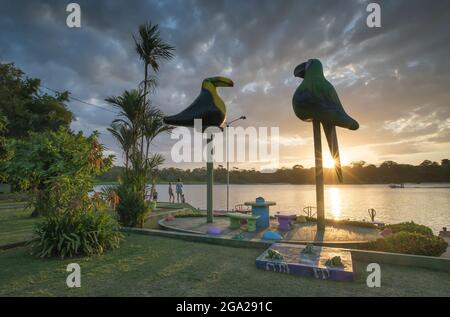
[367,231,448,256]
[31,210,123,259]
[387,221,433,236]
[116,184,152,227]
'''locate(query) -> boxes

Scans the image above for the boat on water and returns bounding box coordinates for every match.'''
[389,183,405,189]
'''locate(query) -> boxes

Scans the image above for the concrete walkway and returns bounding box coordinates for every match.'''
[160,216,381,244]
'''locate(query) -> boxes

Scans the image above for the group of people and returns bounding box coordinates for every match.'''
[148,178,185,203]
[168,178,185,203]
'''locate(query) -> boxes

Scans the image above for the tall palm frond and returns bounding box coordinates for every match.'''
[105,90,145,130]
[107,122,135,170]
[133,22,175,74]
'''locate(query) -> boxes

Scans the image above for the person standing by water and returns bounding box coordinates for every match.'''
[168,182,175,203]
[176,178,184,203]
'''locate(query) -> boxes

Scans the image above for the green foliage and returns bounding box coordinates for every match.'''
[325,256,344,267]
[301,243,316,254]
[367,232,448,256]
[31,209,123,259]
[266,249,284,260]
[231,232,244,240]
[0,111,12,181]
[2,128,113,216]
[387,221,433,236]
[115,169,152,227]
[173,209,206,217]
[106,88,171,228]
[0,63,73,138]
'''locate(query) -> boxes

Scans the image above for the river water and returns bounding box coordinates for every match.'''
[95,183,450,233]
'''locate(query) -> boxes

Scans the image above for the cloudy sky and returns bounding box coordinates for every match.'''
[1,0,449,170]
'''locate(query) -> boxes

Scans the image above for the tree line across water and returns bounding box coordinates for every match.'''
[98,159,450,185]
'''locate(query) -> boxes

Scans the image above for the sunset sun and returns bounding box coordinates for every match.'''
[323,153,336,168]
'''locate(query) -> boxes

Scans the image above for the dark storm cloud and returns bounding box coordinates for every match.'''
[1,0,449,167]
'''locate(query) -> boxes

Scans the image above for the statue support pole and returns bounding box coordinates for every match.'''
[313,120,325,231]
[206,134,214,223]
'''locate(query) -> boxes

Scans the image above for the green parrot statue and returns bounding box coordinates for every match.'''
[164,76,233,130]
[292,59,359,182]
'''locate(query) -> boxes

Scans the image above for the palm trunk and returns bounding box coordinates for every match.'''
[141,63,147,156]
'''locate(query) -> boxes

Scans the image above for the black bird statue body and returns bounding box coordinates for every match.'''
[292,58,359,182]
[164,76,234,130]
[164,76,234,224]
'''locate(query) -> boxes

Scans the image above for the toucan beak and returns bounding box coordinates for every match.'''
[294,62,307,78]
[228,80,234,87]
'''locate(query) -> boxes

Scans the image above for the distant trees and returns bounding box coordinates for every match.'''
[98,159,450,185]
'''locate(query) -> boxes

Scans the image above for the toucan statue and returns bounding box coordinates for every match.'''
[164,76,234,223]
[292,58,359,230]
[164,76,234,130]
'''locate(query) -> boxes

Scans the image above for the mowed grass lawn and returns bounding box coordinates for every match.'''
[1,233,450,297]
[0,201,190,246]
[0,206,37,246]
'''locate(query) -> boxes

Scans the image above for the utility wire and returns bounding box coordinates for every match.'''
[41,85,118,114]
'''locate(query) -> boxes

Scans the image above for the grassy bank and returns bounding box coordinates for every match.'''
[0,207,37,246]
[0,202,195,246]
[1,233,450,296]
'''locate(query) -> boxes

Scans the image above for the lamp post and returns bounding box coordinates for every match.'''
[225,115,246,212]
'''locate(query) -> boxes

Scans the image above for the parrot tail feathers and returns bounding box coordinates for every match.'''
[322,123,344,183]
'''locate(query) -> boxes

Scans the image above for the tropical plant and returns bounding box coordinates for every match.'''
[107,123,134,170]
[134,21,175,152]
[104,22,174,227]
[115,170,152,227]
[134,22,175,99]
[31,208,123,259]
[2,128,113,216]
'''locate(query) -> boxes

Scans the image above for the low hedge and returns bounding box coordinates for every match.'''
[173,210,228,218]
[367,231,448,256]
[296,216,377,229]
[387,221,433,236]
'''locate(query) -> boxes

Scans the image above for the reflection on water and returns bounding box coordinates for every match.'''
[328,187,341,219]
[94,183,450,233]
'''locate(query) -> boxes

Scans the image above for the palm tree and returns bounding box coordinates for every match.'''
[143,105,172,164]
[146,153,165,201]
[106,89,145,155]
[107,123,134,170]
[134,22,175,91]
[134,22,175,151]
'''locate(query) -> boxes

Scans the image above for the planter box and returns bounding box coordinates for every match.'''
[255,243,354,281]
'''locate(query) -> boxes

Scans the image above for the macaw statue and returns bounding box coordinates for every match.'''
[292,59,359,182]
